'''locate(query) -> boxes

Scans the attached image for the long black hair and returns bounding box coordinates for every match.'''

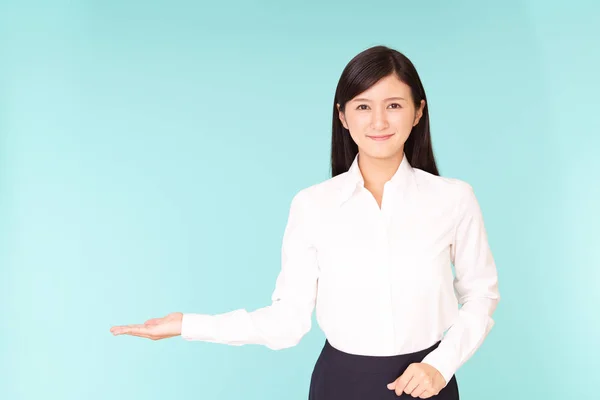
[330,45,439,177]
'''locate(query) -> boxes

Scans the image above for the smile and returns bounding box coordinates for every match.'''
[367,133,395,141]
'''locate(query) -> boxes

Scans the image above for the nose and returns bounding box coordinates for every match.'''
[370,107,389,131]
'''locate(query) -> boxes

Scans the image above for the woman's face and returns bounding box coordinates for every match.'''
[337,74,425,161]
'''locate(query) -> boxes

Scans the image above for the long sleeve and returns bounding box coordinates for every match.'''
[420,182,500,386]
[180,189,319,350]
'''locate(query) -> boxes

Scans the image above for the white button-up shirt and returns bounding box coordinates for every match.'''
[181,152,500,386]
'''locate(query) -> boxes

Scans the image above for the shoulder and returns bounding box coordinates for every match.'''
[287,173,347,212]
[412,168,478,210]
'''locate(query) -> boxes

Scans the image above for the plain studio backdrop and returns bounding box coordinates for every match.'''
[1,1,598,399]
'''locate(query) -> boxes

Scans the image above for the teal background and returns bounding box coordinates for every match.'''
[1,1,598,399]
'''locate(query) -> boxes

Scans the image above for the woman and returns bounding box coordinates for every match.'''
[111,45,500,399]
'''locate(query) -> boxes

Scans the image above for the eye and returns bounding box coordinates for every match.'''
[388,103,402,109]
[356,104,369,110]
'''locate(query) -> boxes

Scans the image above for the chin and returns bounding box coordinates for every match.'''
[361,147,403,160]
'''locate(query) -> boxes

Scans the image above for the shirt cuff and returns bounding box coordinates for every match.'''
[180,313,217,341]
[420,348,457,389]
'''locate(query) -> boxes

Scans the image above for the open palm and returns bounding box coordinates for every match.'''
[110,312,183,340]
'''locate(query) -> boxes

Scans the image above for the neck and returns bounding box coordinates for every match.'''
[358,150,404,189]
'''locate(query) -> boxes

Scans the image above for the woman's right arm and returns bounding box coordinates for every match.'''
[180,189,319,350]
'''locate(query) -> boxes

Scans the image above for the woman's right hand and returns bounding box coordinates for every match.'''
[110,312,183,340]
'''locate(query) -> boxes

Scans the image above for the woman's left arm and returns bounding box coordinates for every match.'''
[420,182,501,387]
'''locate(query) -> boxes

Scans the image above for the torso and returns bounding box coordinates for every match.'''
[295,166,470,355]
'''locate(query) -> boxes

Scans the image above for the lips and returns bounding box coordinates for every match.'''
[367,133,395,141]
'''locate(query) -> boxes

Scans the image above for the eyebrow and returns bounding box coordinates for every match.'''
[351,97,407,102]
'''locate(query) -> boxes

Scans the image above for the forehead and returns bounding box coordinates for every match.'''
[352,74,411,100]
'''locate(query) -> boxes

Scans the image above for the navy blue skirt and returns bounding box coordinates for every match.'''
[308,340,459,399]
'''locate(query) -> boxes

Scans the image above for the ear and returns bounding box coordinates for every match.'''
[413,100,426,127]
[337,103,349,129]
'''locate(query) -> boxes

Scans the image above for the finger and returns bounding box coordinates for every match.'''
[144,318,162,325]
[416,375,433,394]
[110,326,127,334]
[113,327,157,340]
[393,365,416,396]
[111,323,144,330]
[419,389,436,399]
[404,376,420,395]
[411,385,427,398]
[395,375,413,397]
[128,332,156,340]
[112,324,149,336]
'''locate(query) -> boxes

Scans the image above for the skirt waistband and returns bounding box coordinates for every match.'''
[320,340,441,373]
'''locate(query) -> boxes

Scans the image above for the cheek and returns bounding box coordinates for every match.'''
[346,114,369,130]
[391,114,416,133]
[345,117,369,140]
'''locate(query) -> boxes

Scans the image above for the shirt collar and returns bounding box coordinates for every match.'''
[338,152,414,206]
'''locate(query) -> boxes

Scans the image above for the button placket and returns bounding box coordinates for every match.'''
[380,183,397,349]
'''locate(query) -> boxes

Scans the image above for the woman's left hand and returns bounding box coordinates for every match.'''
[386,363,446,398]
